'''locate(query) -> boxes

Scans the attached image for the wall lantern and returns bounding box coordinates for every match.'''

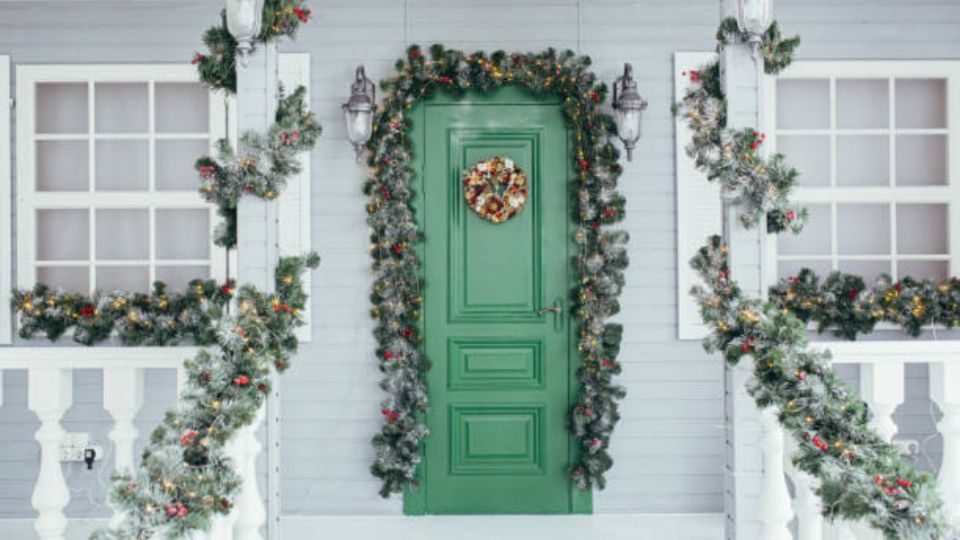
[226,0,263,66]
[342,65,376,162]
[738,0,773,47]
[611,63,647,162]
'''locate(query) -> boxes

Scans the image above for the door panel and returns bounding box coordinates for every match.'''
[419,96,572,514]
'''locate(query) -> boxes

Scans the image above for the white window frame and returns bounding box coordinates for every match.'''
[15,64,228,296]
[0,55,11,344]
[763,60,960,287]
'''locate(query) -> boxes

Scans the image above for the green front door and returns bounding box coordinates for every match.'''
[410,89,579,514]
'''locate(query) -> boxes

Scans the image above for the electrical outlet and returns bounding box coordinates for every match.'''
[59,433,101,464]
[894,439,920,457]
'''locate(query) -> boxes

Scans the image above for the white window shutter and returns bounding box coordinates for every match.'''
[277,53,312,342]
[0,56,11,344]
[675,52,721,340]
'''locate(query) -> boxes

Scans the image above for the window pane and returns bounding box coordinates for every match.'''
[836,135,889,187]
[837,79,889,129]
[37,140,88,191]
[777,136,830,187]
[896,79,946,129]
[155,209,209,259]
[837,259,891,284]
[37,266,89,293]
[777,79,829,129]
[156,265,209,290]
[837,204,890,255]
[95,83,148,133]
[777,259,832,281]
[96,265,148,292]
[95,140,149,191]
[897,203,947,255]
[896,135,946,186]
[156,139,208,191]
[37,209,88,260]
[36,83,88,133]
[156,83,208,133]
[96,209,148,260]
[778,204,831,256]
[898,260,949,281]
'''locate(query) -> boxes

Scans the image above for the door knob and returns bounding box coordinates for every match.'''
[538,307,561,315]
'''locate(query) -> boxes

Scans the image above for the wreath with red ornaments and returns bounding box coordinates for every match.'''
[462,156,529,223]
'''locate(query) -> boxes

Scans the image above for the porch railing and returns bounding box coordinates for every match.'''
[0,347,267,540]
[753,339,960,539]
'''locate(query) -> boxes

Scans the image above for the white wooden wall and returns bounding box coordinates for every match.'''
[0,0,959,522]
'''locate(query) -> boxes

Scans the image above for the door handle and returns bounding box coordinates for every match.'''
[538,299,564,331]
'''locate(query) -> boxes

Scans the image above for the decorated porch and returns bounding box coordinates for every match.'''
[1,0,959,539]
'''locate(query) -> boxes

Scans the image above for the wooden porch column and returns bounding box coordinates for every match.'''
[206,39,279,540]
[719,1,793,539]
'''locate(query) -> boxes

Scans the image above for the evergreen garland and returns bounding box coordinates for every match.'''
[195,86,321,248]
[193,0,313,93]
[92,253,319,540]
[770,269,960,340]
[364,44,628,496]
[680,17,960,540]
[692,238,954,539]
[13,279,234,346]
[675,18,806,233]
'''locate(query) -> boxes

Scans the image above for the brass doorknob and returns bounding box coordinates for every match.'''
[538,307,561,315]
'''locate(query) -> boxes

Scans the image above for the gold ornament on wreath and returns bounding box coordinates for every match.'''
[462,156,529,223]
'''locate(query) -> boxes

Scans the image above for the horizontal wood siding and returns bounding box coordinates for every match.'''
[0,0,957,520]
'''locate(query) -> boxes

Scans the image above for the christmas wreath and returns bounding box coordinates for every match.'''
[462,156,529,223]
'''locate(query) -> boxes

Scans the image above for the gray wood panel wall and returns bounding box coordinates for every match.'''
[0,0,958,520]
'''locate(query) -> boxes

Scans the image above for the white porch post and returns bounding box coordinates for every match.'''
[719,1,792,538]
[28,367,73,540]
[213,35,279,540]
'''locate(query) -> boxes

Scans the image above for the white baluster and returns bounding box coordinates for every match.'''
[207,427,247,540]
[930,362,960,523]
[234,404,267,540]
[787,440,823,540]
[861,363,905,443]
[759,407,793,540]
[28,367,72,540]
[103,367,145,527]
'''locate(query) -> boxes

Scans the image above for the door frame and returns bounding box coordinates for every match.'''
[403,86,591,515]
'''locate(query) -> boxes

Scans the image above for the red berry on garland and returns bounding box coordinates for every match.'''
[409,49,421,60]
[401,327,415,338]
[875,474,885,485]
[191,53,203,65]
[601,358,614,368]
[381,408,400,424]
[233,374,250,386]
[796,370,807,381]
[80,306,97,318]
[439,76,453,84]
[392,243,403,254]
[384,351,393,360]
[221,284,234,295]
[578,159,590,170]
[897,478,912,489]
